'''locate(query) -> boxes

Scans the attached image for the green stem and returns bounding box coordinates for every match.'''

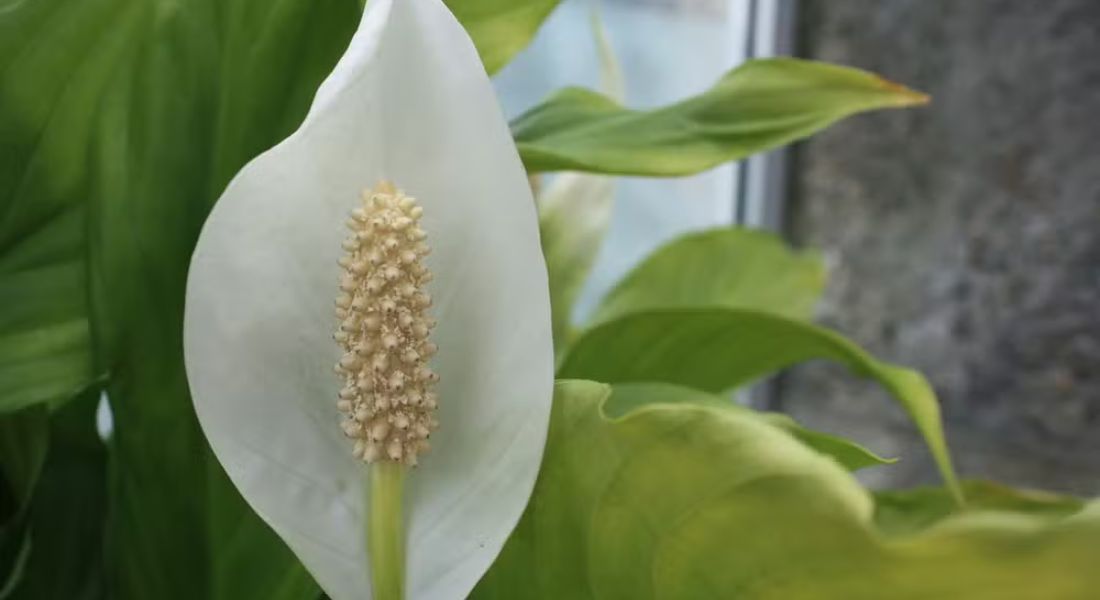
[368,462,406,600]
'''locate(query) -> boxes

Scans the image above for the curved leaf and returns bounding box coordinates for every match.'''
[514,58,929,175]
[445,0,561,74]
[0,406,47,597]
[0,0,102,414]
[2,0,360,598]
[589,227,825,326]
[559,308,962,502]
[604,382,893,471]
[0,256,94,414]
[879,504,1100,599]
[8,391,106,600]
[475,381,1100,600]
[875,481,1085,536]
[763,411,897,472]
[474,380,875,599]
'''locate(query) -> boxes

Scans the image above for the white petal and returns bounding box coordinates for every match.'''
[183,0,554,598]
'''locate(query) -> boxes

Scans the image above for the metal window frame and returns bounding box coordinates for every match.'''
[731,0,798,407]
[732,0,797,232]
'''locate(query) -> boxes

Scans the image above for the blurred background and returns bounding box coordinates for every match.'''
[497,0,1100,495]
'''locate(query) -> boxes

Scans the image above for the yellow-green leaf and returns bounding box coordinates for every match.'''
[603,381,893,472]
[589,227,825,327]
[875,481,1085,536]
[559,308,962,502]
[475,381,1100,600]
[514,58,928,175]
[445,0,561,74]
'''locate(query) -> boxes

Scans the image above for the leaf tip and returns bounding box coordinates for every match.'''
[879,78,931,106]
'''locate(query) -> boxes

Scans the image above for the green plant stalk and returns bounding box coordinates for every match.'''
[368,462,406,600]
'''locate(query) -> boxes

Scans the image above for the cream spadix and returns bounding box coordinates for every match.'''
[182,0,554,598]
[334,182,439,466]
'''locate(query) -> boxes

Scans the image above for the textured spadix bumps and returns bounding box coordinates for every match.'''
[334,183,439,465]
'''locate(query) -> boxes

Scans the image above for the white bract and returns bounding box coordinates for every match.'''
[182,0,554,598]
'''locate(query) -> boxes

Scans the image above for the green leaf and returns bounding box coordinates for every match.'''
[513,58,929,175]
[204,462,321,600]
[589,228,825,327]
[0,254,95,414]
[878,503,1100,599]
[90,1,351,596]
[604,382,893,472]
[0,4,101,414]
[875,481,1085,537]
[445,0,561,74]
[1,1,357,598]
[475,381,1100,599]
[0,408,48,525]
[0,406,48,598]
[9,391,106,600]
[473,379,876,599]
[558,308,962,502]
[762,411,897,472]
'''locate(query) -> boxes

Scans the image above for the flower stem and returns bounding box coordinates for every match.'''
[368,462,406,600]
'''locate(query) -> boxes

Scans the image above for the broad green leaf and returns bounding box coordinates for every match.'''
[90,1,351,596]
[473,379,877,599]
[0,409,47,527]
[558,308,962,502]
[605,382,893,471]
[875,481,1085,536]
[762,411,897,472]
[513,58,928,175]
[205,462,321,600]
[589,227,825,326]
[0,252,94,414]
[877,504,1100,599]
[1,0,357,598]
[475,381,1100,599]
[0,406,47,598]
[9,391,106,600]
[445,0,561,74]
[0,3,100,414]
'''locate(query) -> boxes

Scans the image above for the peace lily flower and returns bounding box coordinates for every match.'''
[183,0,554,598]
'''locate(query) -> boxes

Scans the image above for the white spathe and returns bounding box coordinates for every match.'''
[182,0,554,598]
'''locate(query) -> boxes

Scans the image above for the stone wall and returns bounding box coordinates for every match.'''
[781,0,1100,494]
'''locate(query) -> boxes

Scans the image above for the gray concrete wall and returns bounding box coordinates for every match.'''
[781,0,1100,494]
